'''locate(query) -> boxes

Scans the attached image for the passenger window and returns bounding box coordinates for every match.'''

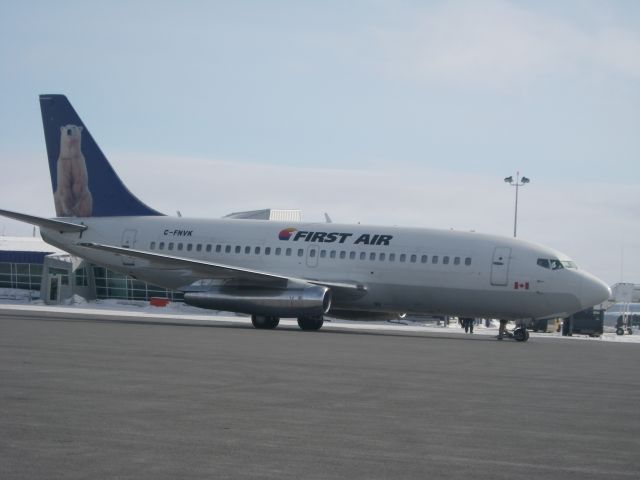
[310,249,316,257]
[400,254,406,263]
[298,249,304,257]
[389,253,395,262]
[370,252,376,261]
[214,245,220,253]
[276,247,282,255]
[340,251,346,259]
[421,255,427,263]
[187,244,193,252]
[286,248,292,256]
[225,245,231,253]
[349,251,356,260]
[168,243,174,251]
[410,254,417,263]
[330,251,336,259]
[465,257,472,266]
[320,250,326,258]
[159,242,165,250]
[255,247,261,255]
[454,257,460,265]
[360,252,366,260]
[196,244,202,252]
[537,258,550,269]
[235,246,241,254]
[150,242,156,250]
[177,243,183,251]
[245,246,251,254]
[265,247,271,255]
[379,253,385,261]
[432,255,438,264]
[443,256,449,265]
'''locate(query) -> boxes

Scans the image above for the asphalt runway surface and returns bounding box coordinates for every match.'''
[1,312,639,480]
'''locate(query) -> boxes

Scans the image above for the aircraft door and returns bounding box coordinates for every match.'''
[120,229,137,267]
[306,245,319,268]
[490,247,511,286]
[48,275,61,303]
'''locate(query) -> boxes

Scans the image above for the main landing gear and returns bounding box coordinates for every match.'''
[297,315,324,331]
[251,315,280,329]
[250,315,324,331]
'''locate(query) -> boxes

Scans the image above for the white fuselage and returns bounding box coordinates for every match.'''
[41,216,610,320]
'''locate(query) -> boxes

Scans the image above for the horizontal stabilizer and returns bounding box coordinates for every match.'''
[0,208,88,233]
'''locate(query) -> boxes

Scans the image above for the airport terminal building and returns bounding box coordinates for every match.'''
[0,235,182,304]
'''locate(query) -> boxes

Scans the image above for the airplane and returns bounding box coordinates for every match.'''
[0,95,611,340]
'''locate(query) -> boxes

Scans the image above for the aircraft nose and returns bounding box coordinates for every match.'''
[580,274,611,310]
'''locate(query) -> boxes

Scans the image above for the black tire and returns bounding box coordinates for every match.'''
[616,327,625,336]
[297,316,324,331]
[513,327,528,342]
[628,328,633,335]
[251,315,280,329]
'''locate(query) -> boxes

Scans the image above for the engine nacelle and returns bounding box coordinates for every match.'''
[183,285,332,318]
[327,310,405,321]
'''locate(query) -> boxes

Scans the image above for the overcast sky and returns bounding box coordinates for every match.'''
[0,0,639,286]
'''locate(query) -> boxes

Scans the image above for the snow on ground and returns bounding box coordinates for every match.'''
[1,289,639,344]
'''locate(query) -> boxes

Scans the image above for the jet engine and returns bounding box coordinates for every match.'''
[183,284,331,317]
[327,310,405,321]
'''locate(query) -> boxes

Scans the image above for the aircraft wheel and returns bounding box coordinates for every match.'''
[251,315,280,329]
[297,316,324,331]
[628,328,633,335]
[513,326,528,342]
[616,327,625,336]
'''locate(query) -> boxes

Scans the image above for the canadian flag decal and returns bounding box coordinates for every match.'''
[514,282,530,290]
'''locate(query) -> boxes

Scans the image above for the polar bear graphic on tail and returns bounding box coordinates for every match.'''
[54,124,93,217]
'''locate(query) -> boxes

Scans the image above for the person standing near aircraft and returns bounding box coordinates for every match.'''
[461,317,474,334]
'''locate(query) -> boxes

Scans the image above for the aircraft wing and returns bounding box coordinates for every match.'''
[77,242,367,298]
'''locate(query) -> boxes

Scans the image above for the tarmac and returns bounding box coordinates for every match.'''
[1,308,639,479]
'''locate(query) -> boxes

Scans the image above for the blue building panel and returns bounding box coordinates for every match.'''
[0,251,49,264]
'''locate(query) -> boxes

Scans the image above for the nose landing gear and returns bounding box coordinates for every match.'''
[497,321,530,342]
[512,326,530,342]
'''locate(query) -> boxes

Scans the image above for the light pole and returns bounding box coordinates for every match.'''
[504,172,530,238]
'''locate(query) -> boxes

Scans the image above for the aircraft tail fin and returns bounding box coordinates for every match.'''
[39,94,163,218]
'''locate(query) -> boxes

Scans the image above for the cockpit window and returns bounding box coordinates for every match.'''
[537,258,550,269]
[550,259,564,270]
[538,258,578,270]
